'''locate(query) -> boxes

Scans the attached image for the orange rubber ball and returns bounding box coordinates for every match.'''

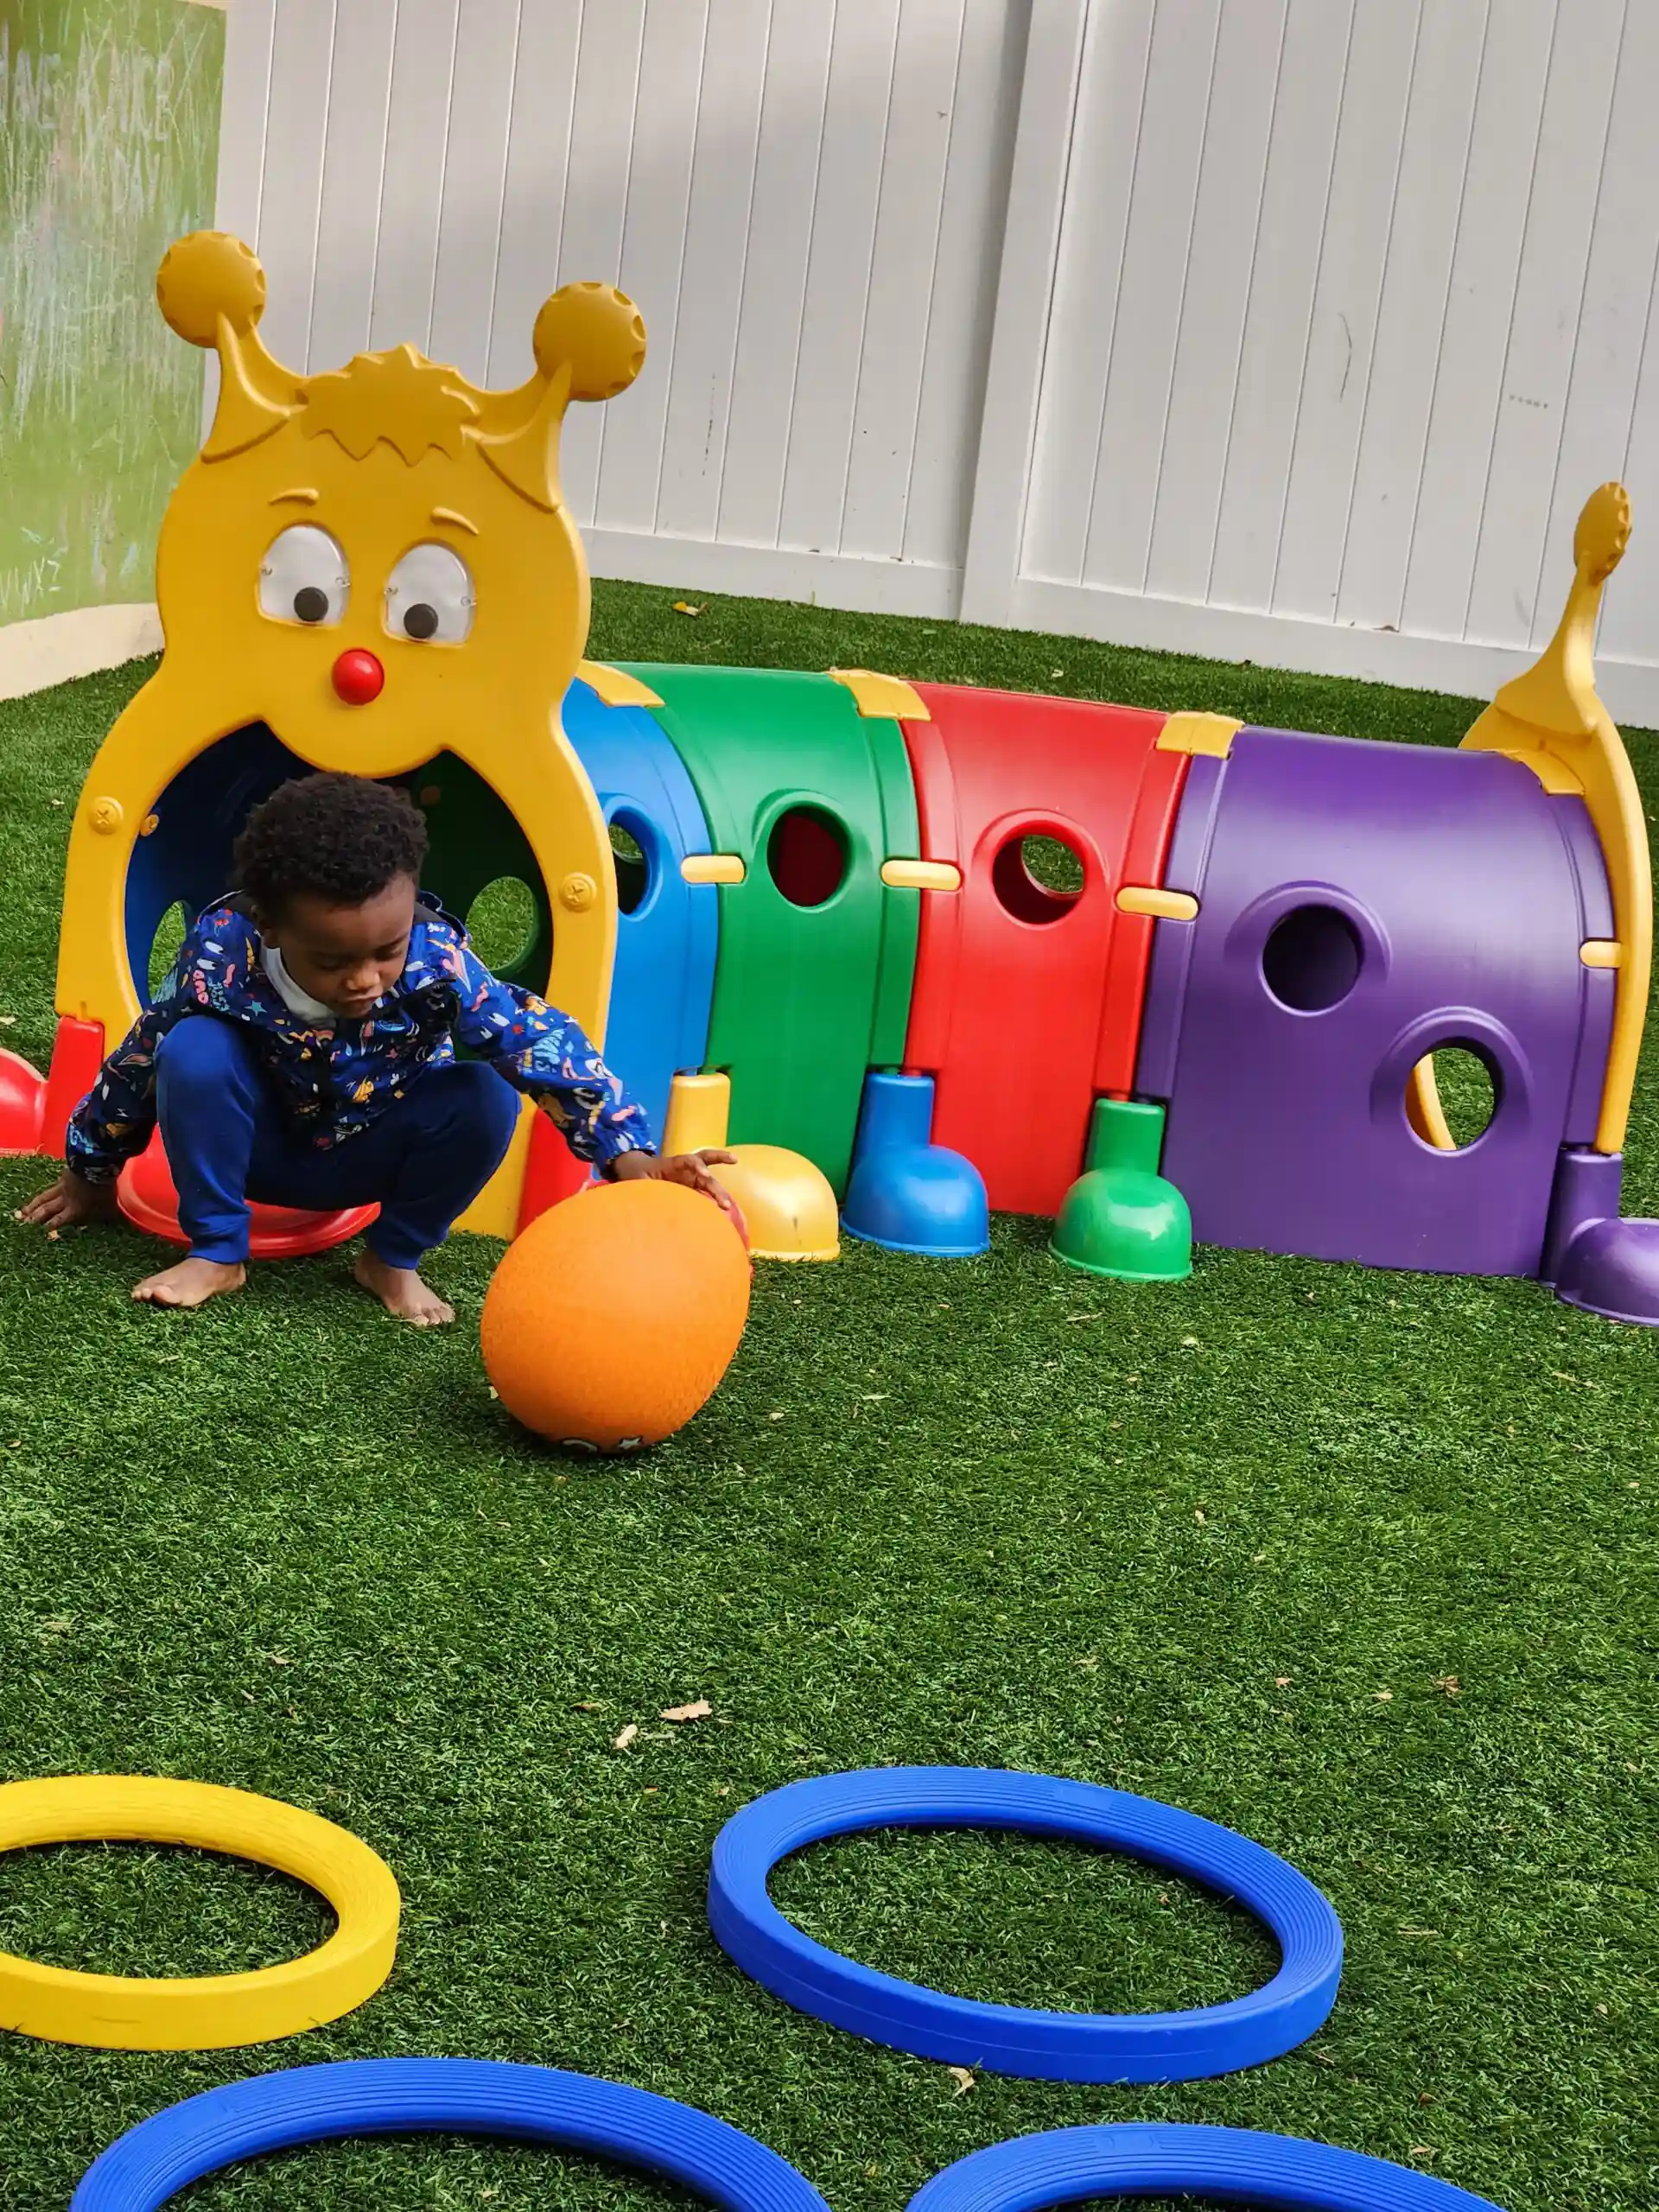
[481,1179,752,1452]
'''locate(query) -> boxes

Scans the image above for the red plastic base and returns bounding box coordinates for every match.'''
[41,1016,106,1157]
[517,1114,593,1231]
[118,1132,378,1258]
[0,1049,46,1154]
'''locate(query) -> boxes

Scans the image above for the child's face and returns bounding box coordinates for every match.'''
[263,874,419,1020]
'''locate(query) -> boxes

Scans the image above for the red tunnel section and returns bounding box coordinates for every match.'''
[899,686,1186,1217]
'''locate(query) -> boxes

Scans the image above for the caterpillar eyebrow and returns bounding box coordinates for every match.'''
[430,507,479,536]
[270,487,321,506]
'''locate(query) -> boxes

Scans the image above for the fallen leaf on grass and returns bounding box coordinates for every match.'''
[574,1700,604,1712]
[0,1014,15,1026]
[946,2067,976,2096]
[1433,1675,1460,1696]
[613,1723,639,1751]
[1374,1689,1394,1702]
[1274,1676,1293,1688]
[661,1700,713,1724]
[672,601,702,617]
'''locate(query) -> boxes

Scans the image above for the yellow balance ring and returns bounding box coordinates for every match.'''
[0,1776,400,2050]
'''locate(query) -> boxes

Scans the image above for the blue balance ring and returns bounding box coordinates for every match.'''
[71,2058,835,2212]
[708,1767,1342,2082]
[906,2123,1508,2212]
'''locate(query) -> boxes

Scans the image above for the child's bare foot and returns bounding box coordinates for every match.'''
[353,1249,454,1327]
[133,1257,246,1309]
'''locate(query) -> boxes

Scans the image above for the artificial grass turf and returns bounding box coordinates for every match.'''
[0,587,1649,2211]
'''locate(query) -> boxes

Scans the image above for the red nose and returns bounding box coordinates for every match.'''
[332,649,385,706]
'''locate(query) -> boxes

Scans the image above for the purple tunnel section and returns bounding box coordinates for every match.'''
[1135,728,1615,1280]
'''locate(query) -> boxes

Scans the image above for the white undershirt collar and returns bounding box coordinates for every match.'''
[260,941,339,1027]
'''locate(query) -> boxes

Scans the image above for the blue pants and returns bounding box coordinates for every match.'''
[156,1018,519,1268]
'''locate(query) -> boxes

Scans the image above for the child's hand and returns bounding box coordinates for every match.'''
[16,1169,123,1231]
[609,1147,739,1215]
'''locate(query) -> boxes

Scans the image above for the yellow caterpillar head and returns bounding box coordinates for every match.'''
[151,232,645,779]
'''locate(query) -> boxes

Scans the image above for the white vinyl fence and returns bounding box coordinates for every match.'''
[219,0,1659,722]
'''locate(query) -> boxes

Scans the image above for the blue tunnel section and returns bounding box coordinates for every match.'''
[561,677,718,1140]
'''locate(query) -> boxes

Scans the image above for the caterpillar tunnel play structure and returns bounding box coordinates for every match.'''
[3,233,1656,1325]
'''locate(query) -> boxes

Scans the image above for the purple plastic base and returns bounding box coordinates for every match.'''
[1541,1147,1659,1322]
[1554,1217,1659,1325]
[1541,1147,1624,1281]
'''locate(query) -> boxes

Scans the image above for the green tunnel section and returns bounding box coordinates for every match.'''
[395,753,554,997]
[620,667,919,1192]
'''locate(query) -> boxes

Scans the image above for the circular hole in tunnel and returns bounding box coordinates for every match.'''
[770,1827,1279,2018]
[766,806,848,909]
[609,814,652,917]
[148,901,190,997]
[1261,904,1363,1012]
[1418,1042,1501,1149]
[991,833,1084,925]
[465,876,538,973]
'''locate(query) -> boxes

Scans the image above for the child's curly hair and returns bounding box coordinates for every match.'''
[234,773,429,918]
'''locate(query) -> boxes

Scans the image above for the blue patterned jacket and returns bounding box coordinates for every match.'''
[66,896,654,1183]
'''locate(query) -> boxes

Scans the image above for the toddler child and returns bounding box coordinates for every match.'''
[22,772,731,1325]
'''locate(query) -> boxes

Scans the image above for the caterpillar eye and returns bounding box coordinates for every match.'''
[385,543,474,644]
[259,525,350,626]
